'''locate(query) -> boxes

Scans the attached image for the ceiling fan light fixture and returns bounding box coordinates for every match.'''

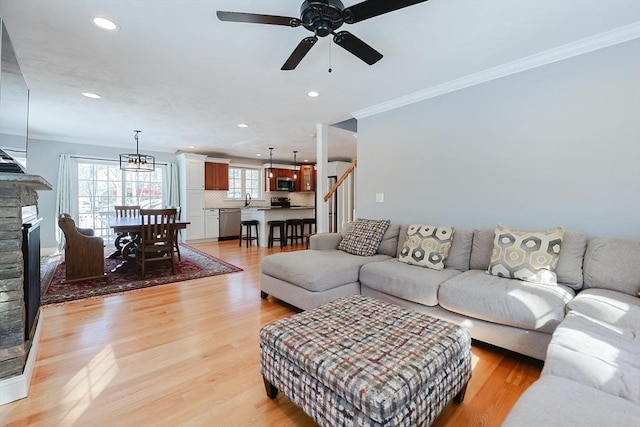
[92,16,118,31]
[217,0,428,70]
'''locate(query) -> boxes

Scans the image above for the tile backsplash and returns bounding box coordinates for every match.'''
[204,191,315,208]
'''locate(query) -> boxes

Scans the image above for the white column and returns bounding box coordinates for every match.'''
[316,123,329,233]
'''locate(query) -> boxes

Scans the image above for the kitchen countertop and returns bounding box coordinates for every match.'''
[251,206,314,211]
[206,206,314,210]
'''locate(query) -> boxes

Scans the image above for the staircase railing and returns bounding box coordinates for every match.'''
[324,159,357,202]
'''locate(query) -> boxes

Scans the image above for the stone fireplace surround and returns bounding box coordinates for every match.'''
[0,173,52,405]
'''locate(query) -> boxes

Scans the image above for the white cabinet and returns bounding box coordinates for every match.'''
[177,153,207,240]
[186,158,205,190]
[205,209,220,239]
[184,189,205,240]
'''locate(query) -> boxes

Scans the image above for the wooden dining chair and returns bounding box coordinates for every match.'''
[134,208,177,279]
[115,205,140,218]
[57,213,106,283]
[114,205,141,251]
[165,205,182,261]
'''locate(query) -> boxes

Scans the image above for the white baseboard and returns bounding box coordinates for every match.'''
[0,311,43,406]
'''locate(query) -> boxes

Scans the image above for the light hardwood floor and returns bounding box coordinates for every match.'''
[1,240,542,426]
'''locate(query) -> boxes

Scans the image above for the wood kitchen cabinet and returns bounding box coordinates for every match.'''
[296,165,315,192]
[205,162,229,190]
[265,168,294,191]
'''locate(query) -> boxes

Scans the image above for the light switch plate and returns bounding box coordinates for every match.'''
[375,193,384,203]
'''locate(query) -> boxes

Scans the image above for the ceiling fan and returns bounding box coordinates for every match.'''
[217,0,429,70]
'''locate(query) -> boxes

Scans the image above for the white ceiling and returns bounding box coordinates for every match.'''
[0,0,638,164]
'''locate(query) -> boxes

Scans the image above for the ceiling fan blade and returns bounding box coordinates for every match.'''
[281,36,318,71]
[216,11,301,27]
[332,31,382,65]
[343,0,428,24]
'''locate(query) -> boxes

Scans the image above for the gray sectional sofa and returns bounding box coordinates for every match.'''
[260,223,640,426]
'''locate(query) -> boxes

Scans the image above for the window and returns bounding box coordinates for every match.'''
[227,167,261,199]
[77,160,164,242]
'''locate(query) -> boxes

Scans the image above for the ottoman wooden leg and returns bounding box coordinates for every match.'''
[260,291,269,299]
[263,376,278,399]
[454,381,469,404]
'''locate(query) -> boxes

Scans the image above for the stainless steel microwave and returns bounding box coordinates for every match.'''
[276,177,294,192]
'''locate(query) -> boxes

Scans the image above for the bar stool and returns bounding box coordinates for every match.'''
[267,220,286,249]
[285,219,303,246]
[302,218,316,235]
[302,218,316,249]
[239,220,259,247]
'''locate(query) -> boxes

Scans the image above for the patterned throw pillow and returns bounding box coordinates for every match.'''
[338,219,391,257]
[398,225,455,270]
[487,224,564,285]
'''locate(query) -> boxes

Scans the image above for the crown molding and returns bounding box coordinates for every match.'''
[352,22,640,120]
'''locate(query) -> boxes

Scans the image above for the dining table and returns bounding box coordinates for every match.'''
[107,216,190,271]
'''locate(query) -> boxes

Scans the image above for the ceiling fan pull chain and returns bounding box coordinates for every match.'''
[328,40,332,73]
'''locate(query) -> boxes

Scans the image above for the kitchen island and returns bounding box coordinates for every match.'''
[240,207,314,248]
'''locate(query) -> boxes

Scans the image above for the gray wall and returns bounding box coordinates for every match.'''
[26,138,177,249]
[356,40,640,239]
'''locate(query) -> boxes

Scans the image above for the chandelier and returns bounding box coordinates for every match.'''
[119,130,155,172]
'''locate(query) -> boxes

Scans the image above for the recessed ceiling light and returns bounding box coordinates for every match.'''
[304,159,309,163]
[256,153,262,157]
[82,92,101,99]
[307,91,319,98]
[237,123,249,128]
[92,16,118,31]
[188,145,195,149]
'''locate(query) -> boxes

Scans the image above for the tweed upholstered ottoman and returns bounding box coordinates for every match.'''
[259,295,472,426]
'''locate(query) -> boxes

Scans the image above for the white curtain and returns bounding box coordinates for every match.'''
[55,154,72,253]
[164,162,180,212]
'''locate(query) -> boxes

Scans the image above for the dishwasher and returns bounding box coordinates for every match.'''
[219,208,241,240]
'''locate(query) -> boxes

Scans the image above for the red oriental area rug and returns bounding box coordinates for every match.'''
[41,244,242,305]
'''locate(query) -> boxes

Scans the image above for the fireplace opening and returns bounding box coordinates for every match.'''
[22,206,41,343]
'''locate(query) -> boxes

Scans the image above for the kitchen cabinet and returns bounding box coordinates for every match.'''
[265,168,294,191]
[204,209,220,239]
[177,153,207,240]
[204,162,229,190]
[182,155,205,190]
[296,165,315,192]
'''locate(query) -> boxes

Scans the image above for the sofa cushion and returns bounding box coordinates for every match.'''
[397,225,454,270]
[338,219,391,256]
[553,231,587,289]
[583,236,640,297]
[342,221,400,257]
[360,259,462,306]
[397,226,473,272]
[542,311,640,404]
[567,288,640,331]
[487,225,564,285]
[261,250,391,292]
[502,375,640,427]
[470,227,495,270]
[376,223,401,257]
[471,228,587,289]
[438,270,575,334]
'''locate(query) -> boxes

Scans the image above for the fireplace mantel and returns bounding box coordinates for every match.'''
[0,173,52,190]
